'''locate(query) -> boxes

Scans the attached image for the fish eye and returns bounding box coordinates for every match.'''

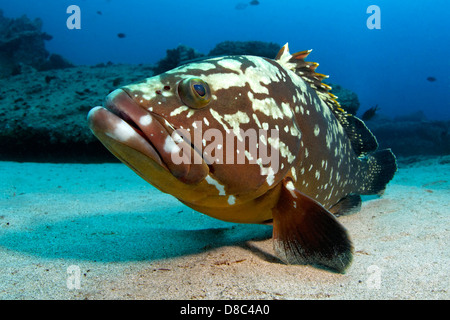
[178,78,211,109]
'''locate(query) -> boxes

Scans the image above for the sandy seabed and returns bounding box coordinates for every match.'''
[0,156,448,300]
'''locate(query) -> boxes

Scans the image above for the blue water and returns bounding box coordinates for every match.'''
[1,0,449,120]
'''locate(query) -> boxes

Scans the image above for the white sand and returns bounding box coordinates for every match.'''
[0,156,448,300]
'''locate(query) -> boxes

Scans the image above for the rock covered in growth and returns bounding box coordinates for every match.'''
[39,53,74,71]
[152,45,205,75]
[329,83,360,116]
[208,40,281,59]
[0,63,155,161]
[366,117,450,157]
[0,10,73,78]
[153,41,281,74]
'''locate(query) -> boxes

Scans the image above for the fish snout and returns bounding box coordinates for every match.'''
[88,89,209,185]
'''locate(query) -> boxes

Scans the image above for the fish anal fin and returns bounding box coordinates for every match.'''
[329,194,362,216]
[272,179,353,273]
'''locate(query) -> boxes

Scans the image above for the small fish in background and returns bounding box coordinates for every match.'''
[361,104,379,121]
[426,76,436,82]
[235,3,248,10]
[236,1,259,10]
[96,11,102,15]
[117,33,126,39]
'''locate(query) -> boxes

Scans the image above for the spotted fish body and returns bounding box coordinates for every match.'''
[88,43,397,272]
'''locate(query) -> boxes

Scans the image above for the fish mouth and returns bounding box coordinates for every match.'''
[87,89,209,184]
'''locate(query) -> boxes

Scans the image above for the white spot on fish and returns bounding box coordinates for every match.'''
[286,181,295,191]
[218,59,242,70]
[245,150,254,161]
[210,109,231,134]
[264,167,275,186]
[163,136,181,154]
[139,115,152,126]
[223,111,250,141]
[252,113,262,129]
[281,102,293,118]
[314,124,320,136]
[291,167,297,181]
[170,106,189,117]
[172,132,183,143]
[109,121,136,142]
[205,175,226,196]
[248,92,284,119]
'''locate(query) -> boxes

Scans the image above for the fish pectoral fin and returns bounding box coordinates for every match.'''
[272,178,353,273]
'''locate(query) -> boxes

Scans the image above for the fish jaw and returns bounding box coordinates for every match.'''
[87,89,209,185]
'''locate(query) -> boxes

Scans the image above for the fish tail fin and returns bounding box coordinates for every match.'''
[360,149,397,195]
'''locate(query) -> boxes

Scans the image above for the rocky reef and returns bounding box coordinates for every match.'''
[152,41,280,76]
[208,40,280,59]
[152,45,205,75]
[329,83,360,115]
[0,63,154,162]
[0,10,73,78]
[366,117,450,157]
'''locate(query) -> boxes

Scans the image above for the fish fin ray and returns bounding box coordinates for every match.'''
[360,149,397,195]
[329,194,362,216]
[275,44,379,157]
[272,178,353,273]
[342,114,379,157]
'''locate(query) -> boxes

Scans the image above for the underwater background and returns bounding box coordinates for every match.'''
[1,0,449,120]
[0,0,449,300]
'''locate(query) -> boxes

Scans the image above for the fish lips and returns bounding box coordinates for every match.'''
[88,89,209,184]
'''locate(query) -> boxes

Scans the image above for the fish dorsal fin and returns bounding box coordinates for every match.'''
[275,43,378,157]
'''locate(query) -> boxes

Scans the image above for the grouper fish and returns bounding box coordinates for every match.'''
[87,43,397,272]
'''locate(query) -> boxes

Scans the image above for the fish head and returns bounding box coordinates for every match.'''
[88,56,301,207]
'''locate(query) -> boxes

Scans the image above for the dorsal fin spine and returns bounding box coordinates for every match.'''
[275,43,378,157]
